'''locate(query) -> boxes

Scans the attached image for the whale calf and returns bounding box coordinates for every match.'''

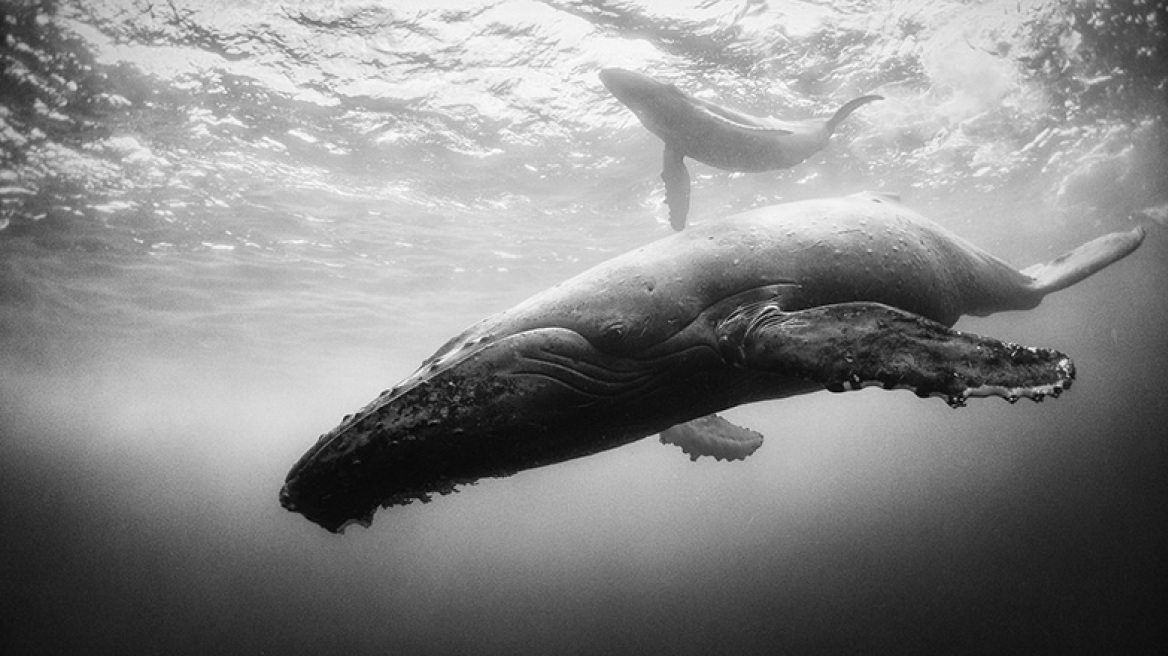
[280,193,1144,532]
[600,68,882,229]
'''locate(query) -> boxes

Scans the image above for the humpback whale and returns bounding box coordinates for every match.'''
[281,193,1144,532]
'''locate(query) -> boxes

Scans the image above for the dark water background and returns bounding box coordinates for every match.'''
[2,0,1167,653]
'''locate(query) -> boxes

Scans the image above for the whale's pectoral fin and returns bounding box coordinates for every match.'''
[718,301,1074,407]
[1021,226,1145,296]
[692,101,794,134]
[660,414,764,462]
[661,144,690,231]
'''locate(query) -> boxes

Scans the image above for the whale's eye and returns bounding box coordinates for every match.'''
[601,321,626,341]
[594,320,631,351]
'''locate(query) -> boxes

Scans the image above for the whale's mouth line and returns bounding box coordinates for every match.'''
[511,350,655,400]
[509,340,717,403]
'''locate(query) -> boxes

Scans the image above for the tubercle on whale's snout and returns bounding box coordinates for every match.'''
[277,422,385,532]
[278,384,478,532]
[277,378,428,530]
[278,410,473,533]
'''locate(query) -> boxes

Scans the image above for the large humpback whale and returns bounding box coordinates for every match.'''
[280,193,1144,532]
[600,68,882,230]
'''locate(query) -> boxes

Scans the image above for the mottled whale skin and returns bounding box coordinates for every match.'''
[280,193,1144,532]
[599,68,882,229]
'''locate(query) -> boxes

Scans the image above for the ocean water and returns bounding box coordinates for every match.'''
[2,0,1166,653]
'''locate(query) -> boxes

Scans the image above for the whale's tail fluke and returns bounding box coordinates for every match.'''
[825,94,883,133]
[1021,225,1146,296]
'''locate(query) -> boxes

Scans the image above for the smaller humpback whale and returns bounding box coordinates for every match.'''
[280,193,1144,532]
[599,68,882,230]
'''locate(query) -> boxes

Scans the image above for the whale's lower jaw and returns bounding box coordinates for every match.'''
[278,327,756,532]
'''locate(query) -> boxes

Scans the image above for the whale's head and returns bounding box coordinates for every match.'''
[599,68,659,101]
[599,68,686,118]
[278,327,556,532]
[278,320,723,532]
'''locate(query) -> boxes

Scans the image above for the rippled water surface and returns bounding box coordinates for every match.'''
[2,1,1167,654]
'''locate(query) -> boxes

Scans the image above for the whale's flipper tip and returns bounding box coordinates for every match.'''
[718,300,1075,407]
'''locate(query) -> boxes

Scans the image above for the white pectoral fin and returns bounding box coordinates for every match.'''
[660,414,764,462]
[661,144,690,230]
[717,300,1075,407]
[693,101,794,134]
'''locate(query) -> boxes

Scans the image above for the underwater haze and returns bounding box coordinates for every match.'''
[2,0,1167,653]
